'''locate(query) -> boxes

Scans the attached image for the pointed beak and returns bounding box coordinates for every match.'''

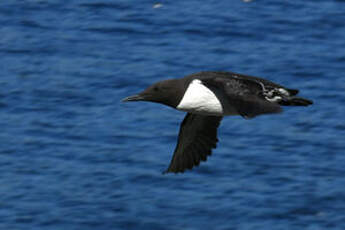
[122,94,145,102]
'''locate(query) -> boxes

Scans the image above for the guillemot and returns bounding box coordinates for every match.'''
[122,71,313,174]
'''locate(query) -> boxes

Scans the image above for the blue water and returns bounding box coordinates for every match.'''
[1,1,345,229]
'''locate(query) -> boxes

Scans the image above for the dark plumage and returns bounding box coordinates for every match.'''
[123,71,313,173]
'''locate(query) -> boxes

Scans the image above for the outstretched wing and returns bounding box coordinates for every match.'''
[163,114,222,174]
[202,77,282,118]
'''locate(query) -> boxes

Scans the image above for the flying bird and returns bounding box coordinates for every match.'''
[122,71,313,174]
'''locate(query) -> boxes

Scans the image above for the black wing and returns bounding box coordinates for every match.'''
[202,77,282,118]
[163,114,222,174]
[189,71,300,96]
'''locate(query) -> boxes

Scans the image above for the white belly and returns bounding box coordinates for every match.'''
[176,79,238,116]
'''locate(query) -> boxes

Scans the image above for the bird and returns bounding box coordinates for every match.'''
[122,71,313,174]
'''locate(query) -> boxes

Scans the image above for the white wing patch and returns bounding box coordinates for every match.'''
[177,79,224,115]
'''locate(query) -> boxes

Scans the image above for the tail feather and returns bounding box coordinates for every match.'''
[286,88,299,96]
[279,97,313,106]
[263,86,312,107]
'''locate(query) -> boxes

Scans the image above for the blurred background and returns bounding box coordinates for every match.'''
[0,0,344,229]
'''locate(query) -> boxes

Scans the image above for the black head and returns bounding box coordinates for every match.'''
[122,78,185,108]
